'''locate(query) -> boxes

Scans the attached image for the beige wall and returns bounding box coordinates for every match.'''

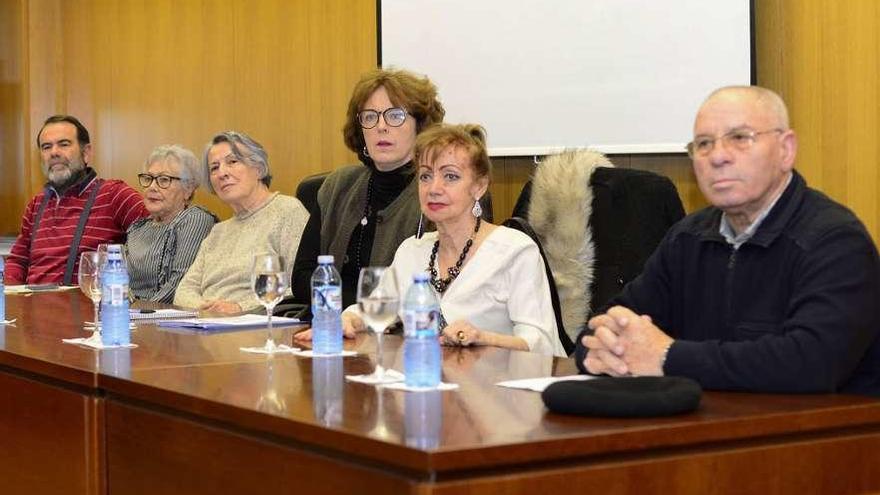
[0,0,878,244]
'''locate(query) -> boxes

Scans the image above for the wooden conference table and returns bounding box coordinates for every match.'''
[1,290,880,494]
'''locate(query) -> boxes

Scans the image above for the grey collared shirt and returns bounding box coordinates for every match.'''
[720,174,793,249]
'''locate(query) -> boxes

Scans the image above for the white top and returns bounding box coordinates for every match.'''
[382,226,565,357]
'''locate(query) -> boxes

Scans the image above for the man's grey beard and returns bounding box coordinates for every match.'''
[47,164,84,189]
[48,167,73,187]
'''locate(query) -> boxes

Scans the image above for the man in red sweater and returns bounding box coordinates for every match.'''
[4,115,148,285]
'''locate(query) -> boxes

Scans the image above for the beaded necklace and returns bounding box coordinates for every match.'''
[427,217,482,293]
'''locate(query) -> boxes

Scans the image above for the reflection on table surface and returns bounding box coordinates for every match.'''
[3,289,880,474]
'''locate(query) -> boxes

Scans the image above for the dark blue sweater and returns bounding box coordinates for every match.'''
[576,171,880,395]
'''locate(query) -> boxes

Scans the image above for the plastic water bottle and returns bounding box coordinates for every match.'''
[0,256,5,322]
[311,255,343,355]
[402,272,442,388]
[100,244,130,346]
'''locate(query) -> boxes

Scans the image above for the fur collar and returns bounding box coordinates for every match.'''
[528,149,612,341]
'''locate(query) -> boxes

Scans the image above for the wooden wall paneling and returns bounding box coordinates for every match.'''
[834,1,879,242]
[487,156,535,220]
[0,0,27,235]
[20,0,376,222]
[231,0,376,208]
[24,0,60,195]
[756,0,880,244]
[72,0,239,219]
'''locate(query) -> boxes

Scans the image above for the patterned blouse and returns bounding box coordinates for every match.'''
[126,205,216,303]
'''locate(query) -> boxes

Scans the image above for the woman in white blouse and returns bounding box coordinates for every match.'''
[301,124,565,356]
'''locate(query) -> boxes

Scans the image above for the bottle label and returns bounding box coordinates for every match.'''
[404,307,440,338]
[313,286,342,311]
[107,284,128,306]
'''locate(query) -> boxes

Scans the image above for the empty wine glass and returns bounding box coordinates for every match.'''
[241,253,296,354]
[356,266,400,384]
[77,251,104,341]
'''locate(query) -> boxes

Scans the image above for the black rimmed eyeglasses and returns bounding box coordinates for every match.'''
[357,107,409,129]
[137,173,182,189]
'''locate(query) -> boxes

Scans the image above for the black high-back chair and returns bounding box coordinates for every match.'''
[502,217,574,355]
[295,172,330,217]
[513,157,685,344]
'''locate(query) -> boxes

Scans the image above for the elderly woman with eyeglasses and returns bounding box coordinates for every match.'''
[126,144,216,303]
[290,68,445,309]
[174,131,309,315]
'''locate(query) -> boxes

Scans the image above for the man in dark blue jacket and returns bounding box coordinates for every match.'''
[576,86,880,395]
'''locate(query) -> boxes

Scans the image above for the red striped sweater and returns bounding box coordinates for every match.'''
[4,168,148,284]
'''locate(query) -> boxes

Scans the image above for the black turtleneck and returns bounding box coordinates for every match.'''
[340,162,414,305]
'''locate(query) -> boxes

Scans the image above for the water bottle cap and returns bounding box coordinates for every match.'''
[412,272,429,282]
[317,255,334,264]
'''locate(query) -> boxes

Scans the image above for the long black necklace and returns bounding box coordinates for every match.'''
[428,217,482,293]
[353,174,374,270]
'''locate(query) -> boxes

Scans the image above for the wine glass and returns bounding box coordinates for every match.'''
[356,266,400,383]
[77,251,104,340]
[241,253,294,354]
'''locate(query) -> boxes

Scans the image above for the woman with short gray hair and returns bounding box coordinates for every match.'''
[127,144,217,303]
[174,131,309,314]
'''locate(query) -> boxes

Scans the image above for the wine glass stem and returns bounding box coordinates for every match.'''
[266,306,275,350]
[375,330,385,380]
[93,301,100,336]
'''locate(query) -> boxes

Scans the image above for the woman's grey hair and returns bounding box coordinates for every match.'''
[144,144,201,188]
[202,131,272,194]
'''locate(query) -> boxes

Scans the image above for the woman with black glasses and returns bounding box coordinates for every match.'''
[290,68,445,308]
[126,144,216,303]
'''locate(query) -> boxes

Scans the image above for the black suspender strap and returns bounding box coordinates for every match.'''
[63,179,104,285]
[29,190,53,250]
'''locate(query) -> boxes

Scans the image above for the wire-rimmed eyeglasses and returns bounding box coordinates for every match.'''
[686,128,784,158]
[357,107,409,129]
[137,173,182,189]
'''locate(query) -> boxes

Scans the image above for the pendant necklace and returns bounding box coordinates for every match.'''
[354,174,374,269]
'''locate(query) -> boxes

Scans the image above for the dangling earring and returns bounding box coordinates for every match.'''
[362,146,370,158]
[472,198,483,218]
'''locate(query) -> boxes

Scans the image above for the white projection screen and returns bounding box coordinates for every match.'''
[380,0,753,155]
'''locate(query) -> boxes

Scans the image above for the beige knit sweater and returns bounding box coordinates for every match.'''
[174,193,308,312]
